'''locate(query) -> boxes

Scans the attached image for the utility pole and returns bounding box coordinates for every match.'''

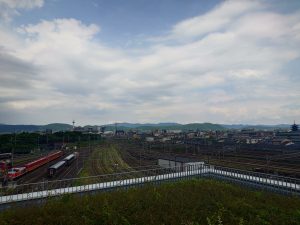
[140,143,143,166]
[89,134,91,155]
[266,155,270,173]
[37,136,40,154]
[78,135,81,148]
[12,132,16,168]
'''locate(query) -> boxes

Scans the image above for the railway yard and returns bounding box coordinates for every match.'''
[0,138,300,189]
[140,141,300,178]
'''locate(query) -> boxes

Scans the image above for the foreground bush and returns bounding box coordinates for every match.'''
[0,179,300,225]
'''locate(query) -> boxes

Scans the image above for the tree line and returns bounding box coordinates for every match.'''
[0,131,101,154]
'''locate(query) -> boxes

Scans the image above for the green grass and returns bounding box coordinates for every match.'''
[75,144,133,185]
[78,144,132,177]
[0,179,300,225]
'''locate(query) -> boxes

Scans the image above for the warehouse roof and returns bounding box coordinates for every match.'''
[158,156,196,163]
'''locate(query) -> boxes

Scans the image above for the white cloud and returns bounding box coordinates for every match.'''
[165,0,262,42]
[0,0,300,125]
[0,0,44,21]
[0,0,43,9]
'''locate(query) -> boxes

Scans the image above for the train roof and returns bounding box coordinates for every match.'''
[49,161,66,169]
[158,156,195,163]
[25,156,47,166]
[64,154,75,161]
[8,167,26,173]
[25,151,62,166]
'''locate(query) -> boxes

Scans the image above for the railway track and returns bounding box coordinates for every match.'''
[10,139,300,188]
[119,140,300,178]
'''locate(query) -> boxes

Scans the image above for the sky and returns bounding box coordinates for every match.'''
[0,0,300,126]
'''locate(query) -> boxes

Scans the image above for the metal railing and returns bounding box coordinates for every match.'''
[0,164,299,205]
[206,165,300,195]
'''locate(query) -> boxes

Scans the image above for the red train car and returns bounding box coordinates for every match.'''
[25,151,63,172]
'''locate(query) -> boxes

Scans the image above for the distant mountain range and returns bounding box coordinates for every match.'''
[105,122,181,129]
[0,122,291,133]
[222,124,291,130]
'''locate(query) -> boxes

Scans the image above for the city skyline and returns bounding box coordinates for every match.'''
[0,0,300,125]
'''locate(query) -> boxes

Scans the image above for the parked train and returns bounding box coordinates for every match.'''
[48,152,79,178]
[7,151,63,180]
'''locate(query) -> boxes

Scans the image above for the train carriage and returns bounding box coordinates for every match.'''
[63,153,78,166]
[47,152,79,177]
[47,161,66,178]
[25,151,63,172]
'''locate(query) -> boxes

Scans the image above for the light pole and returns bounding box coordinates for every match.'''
[140,143,143,166]
[37,136,40,154]
[11,132,16,168]
[89,134,91,155]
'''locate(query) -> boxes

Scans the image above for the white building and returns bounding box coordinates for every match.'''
[145,137,155,142]
[158,156,204,171]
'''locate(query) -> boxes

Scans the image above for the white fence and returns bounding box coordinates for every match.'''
[0,164,299,205]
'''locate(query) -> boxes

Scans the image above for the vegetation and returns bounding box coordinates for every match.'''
[1,179,299,225]
[89,144,131,174]
[0,132,101,154]
[0,123,72,133]
[78,144,133,183]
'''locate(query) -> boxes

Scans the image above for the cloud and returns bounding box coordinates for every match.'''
[153,0,262,43]
[0,0,44,21]
[0,50,38,87]
[0,0,300,125]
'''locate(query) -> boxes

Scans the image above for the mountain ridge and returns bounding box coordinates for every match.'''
[0,122,291,133]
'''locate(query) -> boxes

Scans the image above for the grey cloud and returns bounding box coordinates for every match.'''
[0,95,32,103]
[54,82,92,96]
[0,50,39,89]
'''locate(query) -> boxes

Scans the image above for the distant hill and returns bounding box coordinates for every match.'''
[0,123,72,133]
[222,124,290,130]
[0,124,40,133]
[42,123,73,131]
[105,122,180,128]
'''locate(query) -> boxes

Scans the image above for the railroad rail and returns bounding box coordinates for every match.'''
[0,164,299,206]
